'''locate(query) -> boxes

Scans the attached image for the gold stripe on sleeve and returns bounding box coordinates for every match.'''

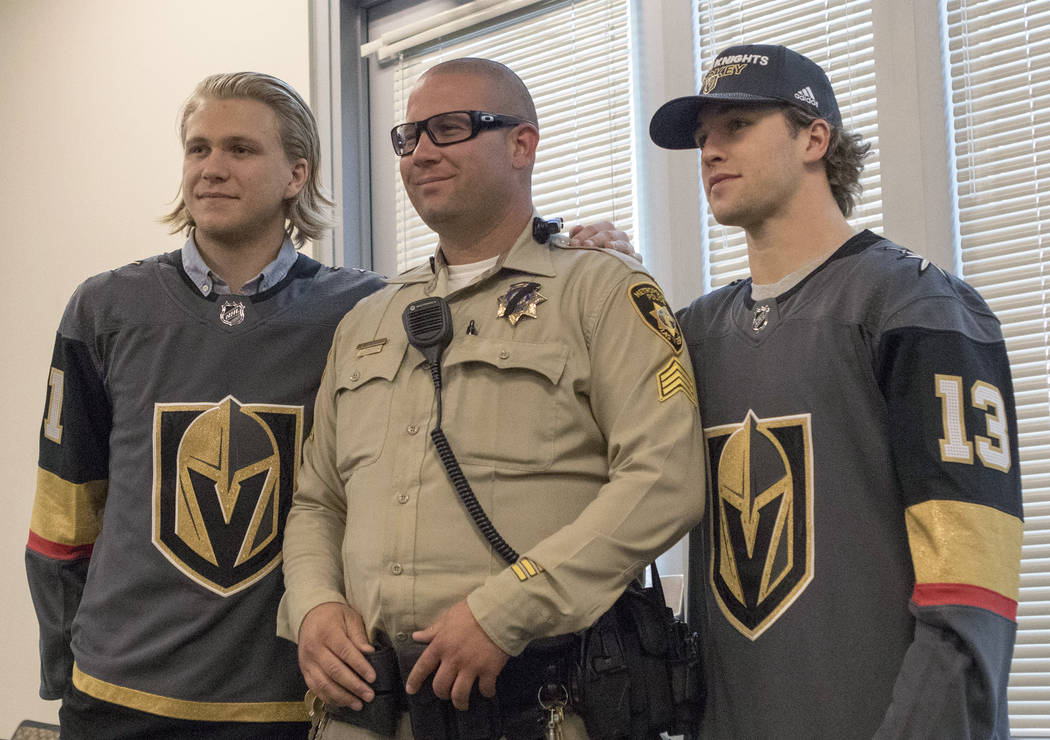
[905,499,1023,600]
[31,468,107,544]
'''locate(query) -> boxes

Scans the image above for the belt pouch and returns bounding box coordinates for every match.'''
[453,689,500,740]
[395,641,504,739]
[397,641,454,740]
[498,637,576,740]
[325,639,403,737]
[575,606,632,737]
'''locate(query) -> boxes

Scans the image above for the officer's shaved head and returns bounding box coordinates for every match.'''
[416,57,538,128]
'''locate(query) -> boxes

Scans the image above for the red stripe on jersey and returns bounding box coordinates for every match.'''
[912,582,1017,622]
[27,530,93,561]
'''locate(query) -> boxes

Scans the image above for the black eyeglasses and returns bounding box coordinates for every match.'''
[390,110,534,156]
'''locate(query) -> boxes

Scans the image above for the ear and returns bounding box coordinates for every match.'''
[285,158,309,198]
[800,119,831,164]
[509,124,540,170]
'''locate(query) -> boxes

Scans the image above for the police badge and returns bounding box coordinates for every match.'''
[497,281,546,326]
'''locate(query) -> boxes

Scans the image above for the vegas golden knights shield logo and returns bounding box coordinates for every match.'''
[706,410,813,640]
[152,396,303,596]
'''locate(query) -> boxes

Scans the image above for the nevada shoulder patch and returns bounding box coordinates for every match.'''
[629,282,683,354]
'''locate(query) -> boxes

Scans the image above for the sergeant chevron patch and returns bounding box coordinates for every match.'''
[658,358,697,407]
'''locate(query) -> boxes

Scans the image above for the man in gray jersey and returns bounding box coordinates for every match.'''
[649,44,1022,737]
[26,70,625,740]
[25,70,390,740]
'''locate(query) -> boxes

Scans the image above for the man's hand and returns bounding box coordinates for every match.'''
[405,600,510,711]
[297,602,377,710]
[569,221,641,261]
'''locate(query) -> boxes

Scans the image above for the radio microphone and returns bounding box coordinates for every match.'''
[402,296,453,372]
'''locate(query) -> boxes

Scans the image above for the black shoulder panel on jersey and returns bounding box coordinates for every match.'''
[38,332,111,484]
[877,326,1022,517]
[836,229,883,258]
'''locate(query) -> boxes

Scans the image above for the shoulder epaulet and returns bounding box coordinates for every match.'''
[552,240,645,269]
[552,240,604,253]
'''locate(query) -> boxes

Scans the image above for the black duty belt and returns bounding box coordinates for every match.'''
[323,633,577,740]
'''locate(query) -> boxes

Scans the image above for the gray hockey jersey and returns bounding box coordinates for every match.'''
[678,231,1022,738]
[27,245,384,722]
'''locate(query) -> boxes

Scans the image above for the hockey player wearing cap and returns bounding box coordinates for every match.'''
[650,44,1022,737]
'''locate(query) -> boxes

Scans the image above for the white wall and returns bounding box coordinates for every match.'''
[0,1,311,731]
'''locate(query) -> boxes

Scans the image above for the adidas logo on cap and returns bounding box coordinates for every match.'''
[794,86,819,108]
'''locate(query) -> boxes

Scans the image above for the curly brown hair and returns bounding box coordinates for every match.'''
[782,105,870,217]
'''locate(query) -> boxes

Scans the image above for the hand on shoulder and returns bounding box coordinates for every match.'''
[570,221,641,262]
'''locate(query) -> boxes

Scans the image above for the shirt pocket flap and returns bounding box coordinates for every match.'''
[336,338,409,390]
[444,337,568,386]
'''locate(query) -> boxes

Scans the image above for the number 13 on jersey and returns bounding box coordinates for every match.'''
[935,373,1011,472]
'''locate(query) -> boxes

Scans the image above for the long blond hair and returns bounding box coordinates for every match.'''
[162,72,334,246]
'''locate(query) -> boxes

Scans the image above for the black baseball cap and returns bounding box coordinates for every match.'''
[649,44,842,150]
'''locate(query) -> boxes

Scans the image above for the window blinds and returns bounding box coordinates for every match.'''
[694,0,883,290]
[946,1,1050,733]
[386,0,632,274]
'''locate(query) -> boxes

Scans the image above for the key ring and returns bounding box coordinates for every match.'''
[538,682,569,709]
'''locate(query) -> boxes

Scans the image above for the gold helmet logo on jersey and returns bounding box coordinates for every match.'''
[705,410,813,640]
[152,396,303,596]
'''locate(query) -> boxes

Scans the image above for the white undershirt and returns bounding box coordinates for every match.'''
[446,255,500,293]
[750,249,838,301]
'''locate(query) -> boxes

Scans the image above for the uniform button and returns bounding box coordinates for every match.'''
[498,350,510,360]
[391,563,403,575]
[350,370,360,381]
[397,493,410,504]
[395,632,408,642]
[407,424,419,435]
[201,283,210,294]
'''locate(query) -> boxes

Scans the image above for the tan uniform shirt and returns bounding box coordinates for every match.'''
[278,223,705,656]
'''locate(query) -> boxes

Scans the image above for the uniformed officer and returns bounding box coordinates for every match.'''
[278,57,705,739]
